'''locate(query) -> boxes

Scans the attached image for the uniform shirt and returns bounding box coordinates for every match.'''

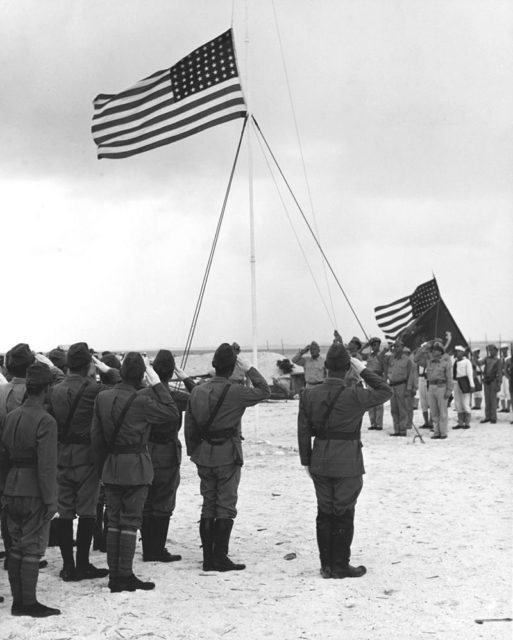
[49,373,104,468]
[185,367,270,467]
[0,398,58,507]
[291,353,326,386]
[479,356,501,384]
[387,354,415,392]
[365,351,387,377]
[425,355,453,395]
[91,382,180,486]
[0,378,28,428]
[298,369,392,477]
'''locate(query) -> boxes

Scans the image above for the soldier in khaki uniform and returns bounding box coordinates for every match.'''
[49,342,109,582]
[419,341,453,439]
[0,362,60,617]
[140,349,195,563]
[91,352,180,593]
[185,343,270,572]
[298,342,392,579]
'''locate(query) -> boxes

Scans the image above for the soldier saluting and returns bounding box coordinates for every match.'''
[298,341,392,579]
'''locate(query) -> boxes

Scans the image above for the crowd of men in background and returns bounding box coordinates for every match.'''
[291,335,513,439]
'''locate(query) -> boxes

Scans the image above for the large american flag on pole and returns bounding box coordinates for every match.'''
[92,29,247,159]
[374,278,441,341]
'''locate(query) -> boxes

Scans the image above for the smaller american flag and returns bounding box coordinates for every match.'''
[374,278,441,341]
[92,29,246,159]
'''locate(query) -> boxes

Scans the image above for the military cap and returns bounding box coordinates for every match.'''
[101,353,121,370]
[212,343,237,371]
[6,343,34,375]
[431,341,445,353]
[26,362,52,386]
[121,352,146,382]
[369,337,381,345]
[153,350,175,379]
[67,342,92,369]
[349,336,362,349]
[454,345,465,352]
[487,344,497,351]
[325,342,350,372]
[48,347,67,370]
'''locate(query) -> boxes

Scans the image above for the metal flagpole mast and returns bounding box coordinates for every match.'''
[244,3,258,367]
[244,1,259,437]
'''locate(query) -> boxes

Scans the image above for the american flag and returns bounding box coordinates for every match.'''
[374,278,441,341]
[92,29,247,159]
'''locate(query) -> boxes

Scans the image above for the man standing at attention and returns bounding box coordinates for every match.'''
[479,344,501,424]
[387,340,416,437]
[0,362,60,617]
[298,342,392,579]
[452,346,475,430]
[364,337,388,430]
[185,343,270,572]
[292,341,326,389]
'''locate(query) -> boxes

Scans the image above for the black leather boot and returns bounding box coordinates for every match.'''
[211,518,245,571]
[316,509,332,578]
[330,510,366,579]
[141,516,153,561]
[146,516,181,562]
[199,518,215,571]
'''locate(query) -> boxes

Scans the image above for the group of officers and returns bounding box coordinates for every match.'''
[293,334,512,440]
[1,333,509,618]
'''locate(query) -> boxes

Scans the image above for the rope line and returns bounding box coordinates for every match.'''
[252,119,337,327]
[180,115,249,369]
[252,115,369,340]
[270,0,338,328]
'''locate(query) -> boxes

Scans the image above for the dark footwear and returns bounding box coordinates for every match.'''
[11,601,61,617]
[211,518,246,572]
[440,436,448,439]
[74,563,109,580]
[389,433,401,437]
[332,564,367,579]
[200,517,215,571]
[108,576,135,593]
[126,573,155,591]
[368,426,379,430]
[452,425,464,430]
[320,566,332,578]
[461,426,470,430]
[143,549,182,562]
[480,419,490,423]
[490,420,497,424]
[39,560,48,569]
[59,563,75,582]
[431,435,441,439]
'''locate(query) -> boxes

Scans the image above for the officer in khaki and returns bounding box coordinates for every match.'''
[92,352,180,594]
[185,343,270,572]
[298,342,392,579]
[0,363,60,617]
[387,341,416,436]
[423,341,453,439]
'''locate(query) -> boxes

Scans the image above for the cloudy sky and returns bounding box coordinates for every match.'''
[1,0,512,354]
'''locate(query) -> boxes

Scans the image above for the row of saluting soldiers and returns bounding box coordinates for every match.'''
[0,338,391,617]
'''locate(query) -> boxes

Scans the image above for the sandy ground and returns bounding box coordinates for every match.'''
[1,398,512,640]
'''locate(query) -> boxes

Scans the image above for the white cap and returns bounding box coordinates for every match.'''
[454,345,465,351]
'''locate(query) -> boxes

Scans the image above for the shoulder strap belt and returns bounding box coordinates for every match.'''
[60,380,90,442]
[109,392,138,451]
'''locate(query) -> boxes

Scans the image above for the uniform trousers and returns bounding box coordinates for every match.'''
[368,403,384,429]
[2,496,50,557]
[144,442,181,517]
[58,463,100,519]
[310,473,363,517]
[418,377,429,412]
[196,463,241,520]
[104,484,149,532]
[428,385,449,437]
[483,381,499,421]
[390,384,408,435]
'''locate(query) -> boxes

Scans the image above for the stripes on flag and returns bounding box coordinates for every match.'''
[374,279,441,341]
[92,29,247,159]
